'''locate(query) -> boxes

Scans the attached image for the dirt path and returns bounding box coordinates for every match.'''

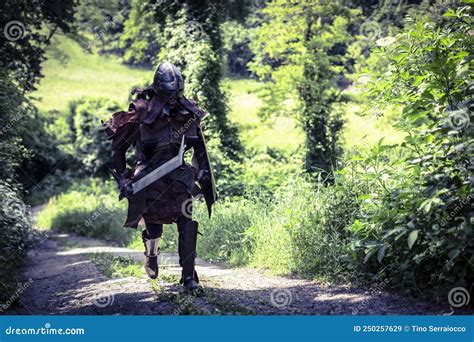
[5,228,459,316]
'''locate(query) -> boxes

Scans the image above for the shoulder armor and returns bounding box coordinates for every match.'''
[185,98,208,120]
[129,98,149,115]
[103,99,148,137]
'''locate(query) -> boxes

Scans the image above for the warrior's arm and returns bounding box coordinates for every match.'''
[114,144,128,176]
[105,100,145,176]
[111,122,139,177]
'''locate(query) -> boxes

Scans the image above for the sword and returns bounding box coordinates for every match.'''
[131,135,185,195]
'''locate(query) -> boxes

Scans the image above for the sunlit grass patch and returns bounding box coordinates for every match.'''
[88,253,143,278]
[342,103,405,149]
[36,184,133,245]
[32,34,149,113]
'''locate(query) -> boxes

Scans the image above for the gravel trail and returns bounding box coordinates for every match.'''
[5,229,459,316]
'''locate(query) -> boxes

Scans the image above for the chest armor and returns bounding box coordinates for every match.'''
[138,106,199,160]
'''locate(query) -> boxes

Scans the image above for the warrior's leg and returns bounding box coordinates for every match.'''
[177,215,200,292]
[142,221,163,279]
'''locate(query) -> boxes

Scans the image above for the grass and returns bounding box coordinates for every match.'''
[225,78,304,155]
[35,186,134,245]
[31,33,406,284]
[33,34,401,154]
[32,33,149,113]
[342,103,405,149]
[88,253,143,278]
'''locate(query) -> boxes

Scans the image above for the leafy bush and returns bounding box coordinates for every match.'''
[354,7,474,299]
[221,20,254,77]
[119,0,159,67]
[67,97,120,177]
[0,181,31,302]
[24,170,76,206]
[36,180,134,245]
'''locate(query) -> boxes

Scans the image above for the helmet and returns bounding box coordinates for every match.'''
[153,62,184,95]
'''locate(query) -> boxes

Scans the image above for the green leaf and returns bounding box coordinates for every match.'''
[408,230,419,249]
[413,164,421,177]
[383,226,407,239]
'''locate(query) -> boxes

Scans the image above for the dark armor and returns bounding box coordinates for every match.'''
[142,230,160,279]
[103,62,216,291]
[153,61,184,95]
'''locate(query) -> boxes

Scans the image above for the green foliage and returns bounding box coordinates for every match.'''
[0,73,31,182]
[24,170,75,206]
[0,0,75,93]
[75,0,130,54]
[221,20,254,76]
[250,1,360,178]
[248,0,306,118]
[355,6,473,298]
[0,181,31,302]
[119,0,159,66]
[67,97,120,177]
[89,253,143,278]
[0,0,75,301]
[37,180,134,245]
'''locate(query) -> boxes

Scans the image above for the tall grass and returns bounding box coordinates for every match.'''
[36,180,135,245]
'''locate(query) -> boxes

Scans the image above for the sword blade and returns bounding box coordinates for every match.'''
[132,135,185,194]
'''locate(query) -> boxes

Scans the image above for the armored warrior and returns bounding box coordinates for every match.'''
[103,62,217,292]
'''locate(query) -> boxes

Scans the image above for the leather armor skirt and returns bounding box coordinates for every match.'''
[124,145,196,228]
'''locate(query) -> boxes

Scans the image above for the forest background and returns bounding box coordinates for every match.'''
[0,0,472,307]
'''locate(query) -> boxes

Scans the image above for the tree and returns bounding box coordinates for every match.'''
[0,0,75,302]
[0,0,76,190]
[250,0,360,179]
[147,0,245,194]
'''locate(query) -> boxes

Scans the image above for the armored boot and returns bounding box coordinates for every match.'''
[178,220,200,292]
[142,230,160,279]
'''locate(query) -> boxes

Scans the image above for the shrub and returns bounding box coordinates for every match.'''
[355,8,473,300]
[67,97,121,177]
[36,180,134,245]
[0,181,31,303]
